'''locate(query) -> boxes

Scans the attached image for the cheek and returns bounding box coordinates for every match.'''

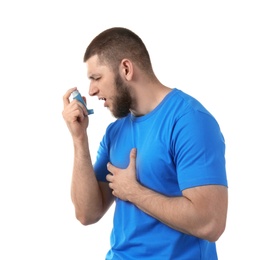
[102,77,116,89]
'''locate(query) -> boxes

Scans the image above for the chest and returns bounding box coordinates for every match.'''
[109,120,181,195]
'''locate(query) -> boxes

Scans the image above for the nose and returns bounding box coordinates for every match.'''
[89,83,99,97]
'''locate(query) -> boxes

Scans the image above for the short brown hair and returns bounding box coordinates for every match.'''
[83,27,153,74]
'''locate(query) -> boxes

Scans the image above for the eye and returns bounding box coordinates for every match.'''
[91,77,100,81]
[89,75,98,79]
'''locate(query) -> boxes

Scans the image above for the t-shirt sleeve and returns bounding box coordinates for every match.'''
[173,110,228,190]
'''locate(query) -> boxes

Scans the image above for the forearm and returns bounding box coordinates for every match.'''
[127,184,227,242]
[71,135,103,225]
[128,185,194,233]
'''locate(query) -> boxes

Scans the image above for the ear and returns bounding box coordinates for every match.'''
[120,59,133,81]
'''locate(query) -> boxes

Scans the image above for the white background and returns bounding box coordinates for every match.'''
[0,0,261,259]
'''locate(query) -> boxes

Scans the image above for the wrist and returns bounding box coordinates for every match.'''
[72,132,88,146]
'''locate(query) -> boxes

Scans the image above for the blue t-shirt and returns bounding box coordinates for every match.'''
[94,88,227,259]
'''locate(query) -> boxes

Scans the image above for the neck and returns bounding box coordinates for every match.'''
[130,80,172,116]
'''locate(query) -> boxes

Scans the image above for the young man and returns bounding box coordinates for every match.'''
[62,27,228,259]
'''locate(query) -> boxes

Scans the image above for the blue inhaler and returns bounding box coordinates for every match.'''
[71,90,94,115]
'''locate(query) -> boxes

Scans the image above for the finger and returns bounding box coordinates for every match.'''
[63,87,77,108]
[129,148,137,169]
[71,99,88,117]
[107,162,113,172]
[75,109,87,122]
[106,173,113,182]
[108,182,113,190]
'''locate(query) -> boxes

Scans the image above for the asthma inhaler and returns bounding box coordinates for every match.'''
[71,90,94,115]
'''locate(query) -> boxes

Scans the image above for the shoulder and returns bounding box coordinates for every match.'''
[169,89,213,116]
[158,89,218,128]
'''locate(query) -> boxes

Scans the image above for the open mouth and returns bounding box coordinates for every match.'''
[99,97,107,107]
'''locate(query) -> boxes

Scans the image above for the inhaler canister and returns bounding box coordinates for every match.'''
[71,90,94,115]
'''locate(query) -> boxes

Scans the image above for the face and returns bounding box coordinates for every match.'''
[87,55,133,118]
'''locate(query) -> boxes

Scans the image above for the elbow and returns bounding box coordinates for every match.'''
[205,225,226,243]
[75,211,102,226]
[196,203,228,242]
[198,218,227,242]
[72,200,105,226]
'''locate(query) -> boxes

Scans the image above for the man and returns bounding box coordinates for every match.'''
[62,27,228,259]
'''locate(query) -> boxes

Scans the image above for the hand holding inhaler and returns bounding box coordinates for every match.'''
[71,90,94,115]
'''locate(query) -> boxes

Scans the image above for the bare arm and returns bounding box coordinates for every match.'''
[62,88,114,225]
[106,148,228,242]
[127,183,227,242]
[71,135,114,225]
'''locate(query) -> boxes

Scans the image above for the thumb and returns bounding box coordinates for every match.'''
[129,148,137,169]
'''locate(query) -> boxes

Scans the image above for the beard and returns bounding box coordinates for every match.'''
[111,73,133,118]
